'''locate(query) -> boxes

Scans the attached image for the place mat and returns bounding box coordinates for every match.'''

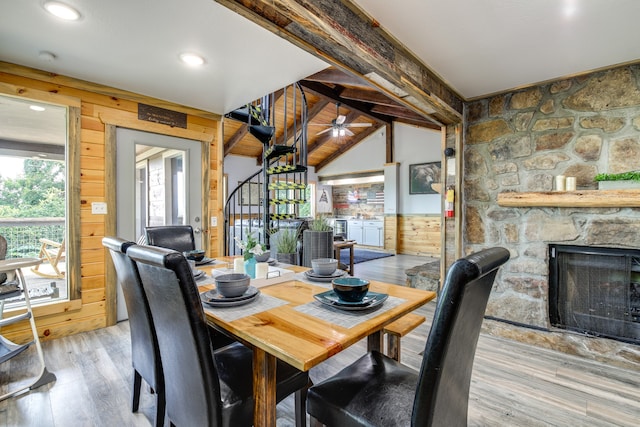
[294,295,406,329]
[206,266,296,289]
[202,293,289,322]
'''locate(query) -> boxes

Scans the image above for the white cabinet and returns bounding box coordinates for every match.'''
[362,220,384,247]
[347,220,363,243]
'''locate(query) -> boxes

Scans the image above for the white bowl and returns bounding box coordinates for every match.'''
[215,273,250,297]
[311,258,338,276]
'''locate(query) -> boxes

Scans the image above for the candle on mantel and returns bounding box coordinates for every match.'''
[255,262,269,279]
[233,258,245,274]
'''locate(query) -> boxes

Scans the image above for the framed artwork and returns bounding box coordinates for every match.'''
[239,181,263,205]
[409,162,441,194]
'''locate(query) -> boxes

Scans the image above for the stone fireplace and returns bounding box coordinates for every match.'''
[549,244,640,345]
[463,64,640,370]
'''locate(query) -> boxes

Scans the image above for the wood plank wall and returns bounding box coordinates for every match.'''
[397,214,441,256]
[0,62,221,343]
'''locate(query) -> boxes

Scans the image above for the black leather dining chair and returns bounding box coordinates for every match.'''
[127,243,311,427]
[102,237,165,427]
[306,247,510,427]
[145,225,196,253]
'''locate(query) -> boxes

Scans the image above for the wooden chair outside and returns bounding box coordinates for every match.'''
[31,238,65,279]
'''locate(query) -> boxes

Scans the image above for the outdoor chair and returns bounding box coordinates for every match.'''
[127,244,311,427]
[31,238,65,279]
[306,247,510,427]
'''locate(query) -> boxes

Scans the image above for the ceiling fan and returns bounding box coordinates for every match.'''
[311,103,372,137]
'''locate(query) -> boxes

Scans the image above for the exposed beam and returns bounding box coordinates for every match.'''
[305,68,371,89]
[214,0,463,125]
[314,123,384,171]
[371,105,433,122]
[394,117,441,131]
[300,80,389,124]
[339,87,401,108]
[224,124,248,156]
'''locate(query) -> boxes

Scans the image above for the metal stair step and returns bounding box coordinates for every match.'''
[225,105,268,126]
[266,165,308,175]
[265,144,295,160]
[268,182,307,190]
[269,199,307,205]
[269,213,297,220]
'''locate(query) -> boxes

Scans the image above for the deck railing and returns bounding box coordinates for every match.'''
[0,218,65,258]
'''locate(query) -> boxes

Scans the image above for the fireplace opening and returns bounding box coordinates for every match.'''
[549,244,640,345]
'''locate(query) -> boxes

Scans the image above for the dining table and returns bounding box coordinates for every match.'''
[198,256,435,427]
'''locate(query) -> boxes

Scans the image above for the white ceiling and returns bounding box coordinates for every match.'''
[2,0,640,116]
[354,0,640,99]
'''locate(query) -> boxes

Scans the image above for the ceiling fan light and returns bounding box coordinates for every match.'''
[339,128,346,137]
[332,128,339,137]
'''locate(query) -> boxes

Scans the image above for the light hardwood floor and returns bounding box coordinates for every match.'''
[1,254,638,426]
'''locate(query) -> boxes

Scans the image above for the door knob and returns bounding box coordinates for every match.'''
[194,227,202,234]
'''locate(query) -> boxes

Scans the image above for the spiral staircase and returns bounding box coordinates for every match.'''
[224,83,309,257]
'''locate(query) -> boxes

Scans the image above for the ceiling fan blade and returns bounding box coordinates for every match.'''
[345,123,373,128]
[336,115,346,125]
[344,128,355,136]
[309,123,335,126]
[316,127,334,136]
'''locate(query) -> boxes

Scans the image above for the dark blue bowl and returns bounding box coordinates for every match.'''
[183,249,205,262]
[332,277,370,302]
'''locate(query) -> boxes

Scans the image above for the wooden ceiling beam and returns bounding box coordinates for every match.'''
[314,123,384,171]
[214,0,463,125]
[304,67,371,88]
[224,124,248,156]
[300,80,389,124]
[338,87,401,108]
[371,104,433,122]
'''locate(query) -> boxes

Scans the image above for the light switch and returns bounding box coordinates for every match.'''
[91,202,107,214]
[210,216,217,226]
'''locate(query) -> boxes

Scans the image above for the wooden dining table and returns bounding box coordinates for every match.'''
[200,257,435,427]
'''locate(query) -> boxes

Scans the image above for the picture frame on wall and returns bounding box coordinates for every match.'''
[409,162,441,194]
[239,181,263,205]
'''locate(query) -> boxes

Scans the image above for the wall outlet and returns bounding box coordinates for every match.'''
[91,202,107,214]
[210,216,217,227]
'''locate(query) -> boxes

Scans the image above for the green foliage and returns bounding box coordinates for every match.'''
[308,215,332,231]
[0,159,66,217]
[272,227,299,254]
[593,171,640,182]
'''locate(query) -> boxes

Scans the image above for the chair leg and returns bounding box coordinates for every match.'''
[295,378,313,427]
[132,370,142,412]
[155,389,166,427]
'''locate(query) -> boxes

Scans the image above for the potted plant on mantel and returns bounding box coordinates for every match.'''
[594,171,640,190]
[302,216,334,268]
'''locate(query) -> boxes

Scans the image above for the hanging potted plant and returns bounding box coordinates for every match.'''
[594,171,640,190]
[302,215,334,268]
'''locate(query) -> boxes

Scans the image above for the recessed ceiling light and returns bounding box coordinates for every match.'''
[30,105,46,112]
[44,1,81,21]
[179,53,205,67]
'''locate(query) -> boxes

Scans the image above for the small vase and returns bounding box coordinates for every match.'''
[244,257,257,279]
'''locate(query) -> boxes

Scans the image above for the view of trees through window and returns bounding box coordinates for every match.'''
[0,158,65,258]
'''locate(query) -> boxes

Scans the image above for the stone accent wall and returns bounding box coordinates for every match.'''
[464,64,640,369]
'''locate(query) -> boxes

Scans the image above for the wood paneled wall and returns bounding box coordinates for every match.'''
[397,214,441,256]
[0,62,222,343]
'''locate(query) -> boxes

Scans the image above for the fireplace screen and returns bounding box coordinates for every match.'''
[549,245,640,344]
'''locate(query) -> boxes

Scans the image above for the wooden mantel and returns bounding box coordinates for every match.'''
[497,189,640,207]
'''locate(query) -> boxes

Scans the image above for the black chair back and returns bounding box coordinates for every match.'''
[145,225,196,253]
[102,236,164,426]
[127,244,222,426]
[413,247,510,426]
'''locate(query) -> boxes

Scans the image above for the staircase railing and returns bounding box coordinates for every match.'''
[223,83,309,258]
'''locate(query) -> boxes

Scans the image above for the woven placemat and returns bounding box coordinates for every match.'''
[294,295,406,329]
[202,293,288,322]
